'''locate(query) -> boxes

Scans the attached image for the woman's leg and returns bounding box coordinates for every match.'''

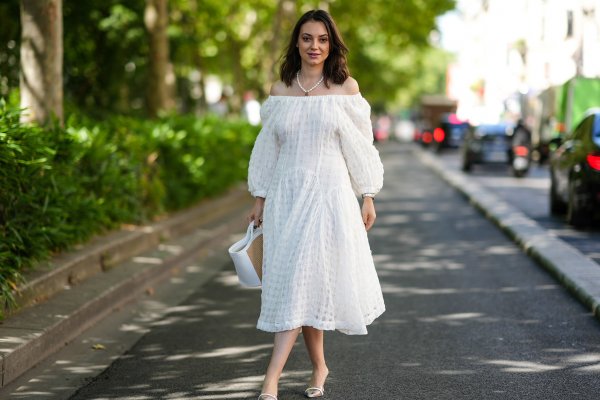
[261,328,302,395]
[302,326,329,388]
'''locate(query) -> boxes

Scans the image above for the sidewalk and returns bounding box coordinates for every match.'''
[414,146,600,320]
[0,185,253,388]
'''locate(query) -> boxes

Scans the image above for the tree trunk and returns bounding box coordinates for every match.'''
[266,0,294,85]
[144,0,175,117]
[20,0,63,126]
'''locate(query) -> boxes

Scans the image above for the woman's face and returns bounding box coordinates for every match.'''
[297,20,330,67]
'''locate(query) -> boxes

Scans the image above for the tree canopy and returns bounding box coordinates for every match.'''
[0,0,455,115]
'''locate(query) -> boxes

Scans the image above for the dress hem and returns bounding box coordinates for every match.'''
[256,305,385,336]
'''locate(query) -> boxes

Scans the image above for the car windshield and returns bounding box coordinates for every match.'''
[477,125,508,136]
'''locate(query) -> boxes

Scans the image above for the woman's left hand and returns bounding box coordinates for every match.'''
[361,197,376,231]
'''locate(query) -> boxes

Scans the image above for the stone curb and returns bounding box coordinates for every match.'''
[0,187,253,388]
[414,147,600,320]
[13,184,249,311]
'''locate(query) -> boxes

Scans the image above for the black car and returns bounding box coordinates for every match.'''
[432,113,470,153]
[550,109,600,227]
[461,123,513,172]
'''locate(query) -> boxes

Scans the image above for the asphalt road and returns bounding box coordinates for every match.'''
[69,143,600,400]
[437,148,600,264]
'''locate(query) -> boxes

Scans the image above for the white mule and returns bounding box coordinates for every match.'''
[304,386,324,398]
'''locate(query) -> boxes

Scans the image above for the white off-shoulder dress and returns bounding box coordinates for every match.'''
[247,94,385,335]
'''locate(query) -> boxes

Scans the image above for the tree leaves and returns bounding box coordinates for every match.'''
[0,0,456,113]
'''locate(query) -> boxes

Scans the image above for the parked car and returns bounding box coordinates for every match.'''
[432,113,470,153]
[413,120,433,148]
[549,109,600,227]
[461,123,513,172]
[373,115,391,142]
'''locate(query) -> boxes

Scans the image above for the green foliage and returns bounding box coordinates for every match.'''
[331,0,456,109]
[1,0,456,114]
[155,114,258,209]
[395,46,456,109]
[169,0,456,109]
[0,1,20,98]
[0,100,259,311]
[62,0,148,113]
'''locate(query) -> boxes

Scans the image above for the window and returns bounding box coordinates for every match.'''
[566,10,574,38]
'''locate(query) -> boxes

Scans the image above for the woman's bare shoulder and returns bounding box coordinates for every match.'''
[270,81,290,96]
[341,77,360,95]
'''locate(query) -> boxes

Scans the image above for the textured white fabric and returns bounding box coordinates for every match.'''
[248,94,385,335]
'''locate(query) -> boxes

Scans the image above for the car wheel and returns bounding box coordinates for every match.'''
[567,180,591,228]
[549,172,567,215]
[511,157,529,178]
[462,155,472,172]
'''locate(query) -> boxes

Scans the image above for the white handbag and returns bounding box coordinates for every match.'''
[228,222,263,287]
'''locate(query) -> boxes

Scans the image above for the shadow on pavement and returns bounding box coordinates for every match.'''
[67,144,600,399]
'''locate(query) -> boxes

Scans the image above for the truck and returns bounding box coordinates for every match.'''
[525,77,600,163]
[417,95,468,152]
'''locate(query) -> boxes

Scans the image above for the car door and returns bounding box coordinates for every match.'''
[554,116,593,196]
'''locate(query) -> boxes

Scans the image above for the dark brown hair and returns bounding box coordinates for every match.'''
[280,9,349,88]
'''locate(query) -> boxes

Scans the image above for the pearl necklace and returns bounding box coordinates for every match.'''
[296,71,324,96]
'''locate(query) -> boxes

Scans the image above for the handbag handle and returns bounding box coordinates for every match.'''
[249,221,262,237]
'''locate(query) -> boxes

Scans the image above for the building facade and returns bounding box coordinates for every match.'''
[447,0,600,124]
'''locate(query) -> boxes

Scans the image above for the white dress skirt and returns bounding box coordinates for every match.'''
[247,94,385,335]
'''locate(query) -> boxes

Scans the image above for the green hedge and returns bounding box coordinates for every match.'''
[0,100,259,311]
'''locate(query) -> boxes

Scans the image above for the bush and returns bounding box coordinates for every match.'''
[0,100,259,312]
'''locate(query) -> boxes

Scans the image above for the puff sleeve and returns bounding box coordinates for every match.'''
[248,99,280,198]
[337,96,384,197]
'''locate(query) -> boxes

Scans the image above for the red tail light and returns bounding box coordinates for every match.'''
[514,146,529,157]
[587,154,600,170]
[423,131,433,143]
[433,128,445,143]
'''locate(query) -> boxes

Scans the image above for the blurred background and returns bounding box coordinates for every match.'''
[2,1,599,132]
[0,0,455,119]
[435,0,600,157]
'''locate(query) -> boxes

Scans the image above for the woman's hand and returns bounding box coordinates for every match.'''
[362,197,376,231]
[247,197,265,227]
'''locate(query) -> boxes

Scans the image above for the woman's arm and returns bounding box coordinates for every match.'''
[247,197,265,227]
[361,196,376,231]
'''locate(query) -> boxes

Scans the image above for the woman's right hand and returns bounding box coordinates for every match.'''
[247,197,265,227]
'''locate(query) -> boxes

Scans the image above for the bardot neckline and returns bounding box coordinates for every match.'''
[267,93,362,99]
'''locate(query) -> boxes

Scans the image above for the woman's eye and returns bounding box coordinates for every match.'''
[320,38,328,43]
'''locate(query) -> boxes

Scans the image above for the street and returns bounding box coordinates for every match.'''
[436,148,600,264]
[61,142,600,399]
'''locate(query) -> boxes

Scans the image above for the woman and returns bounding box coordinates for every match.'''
[247,9,385,400]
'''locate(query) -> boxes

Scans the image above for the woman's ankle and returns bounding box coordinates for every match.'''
[261,378,278,395]
[313,364,329,374]
[310,365,329,386]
